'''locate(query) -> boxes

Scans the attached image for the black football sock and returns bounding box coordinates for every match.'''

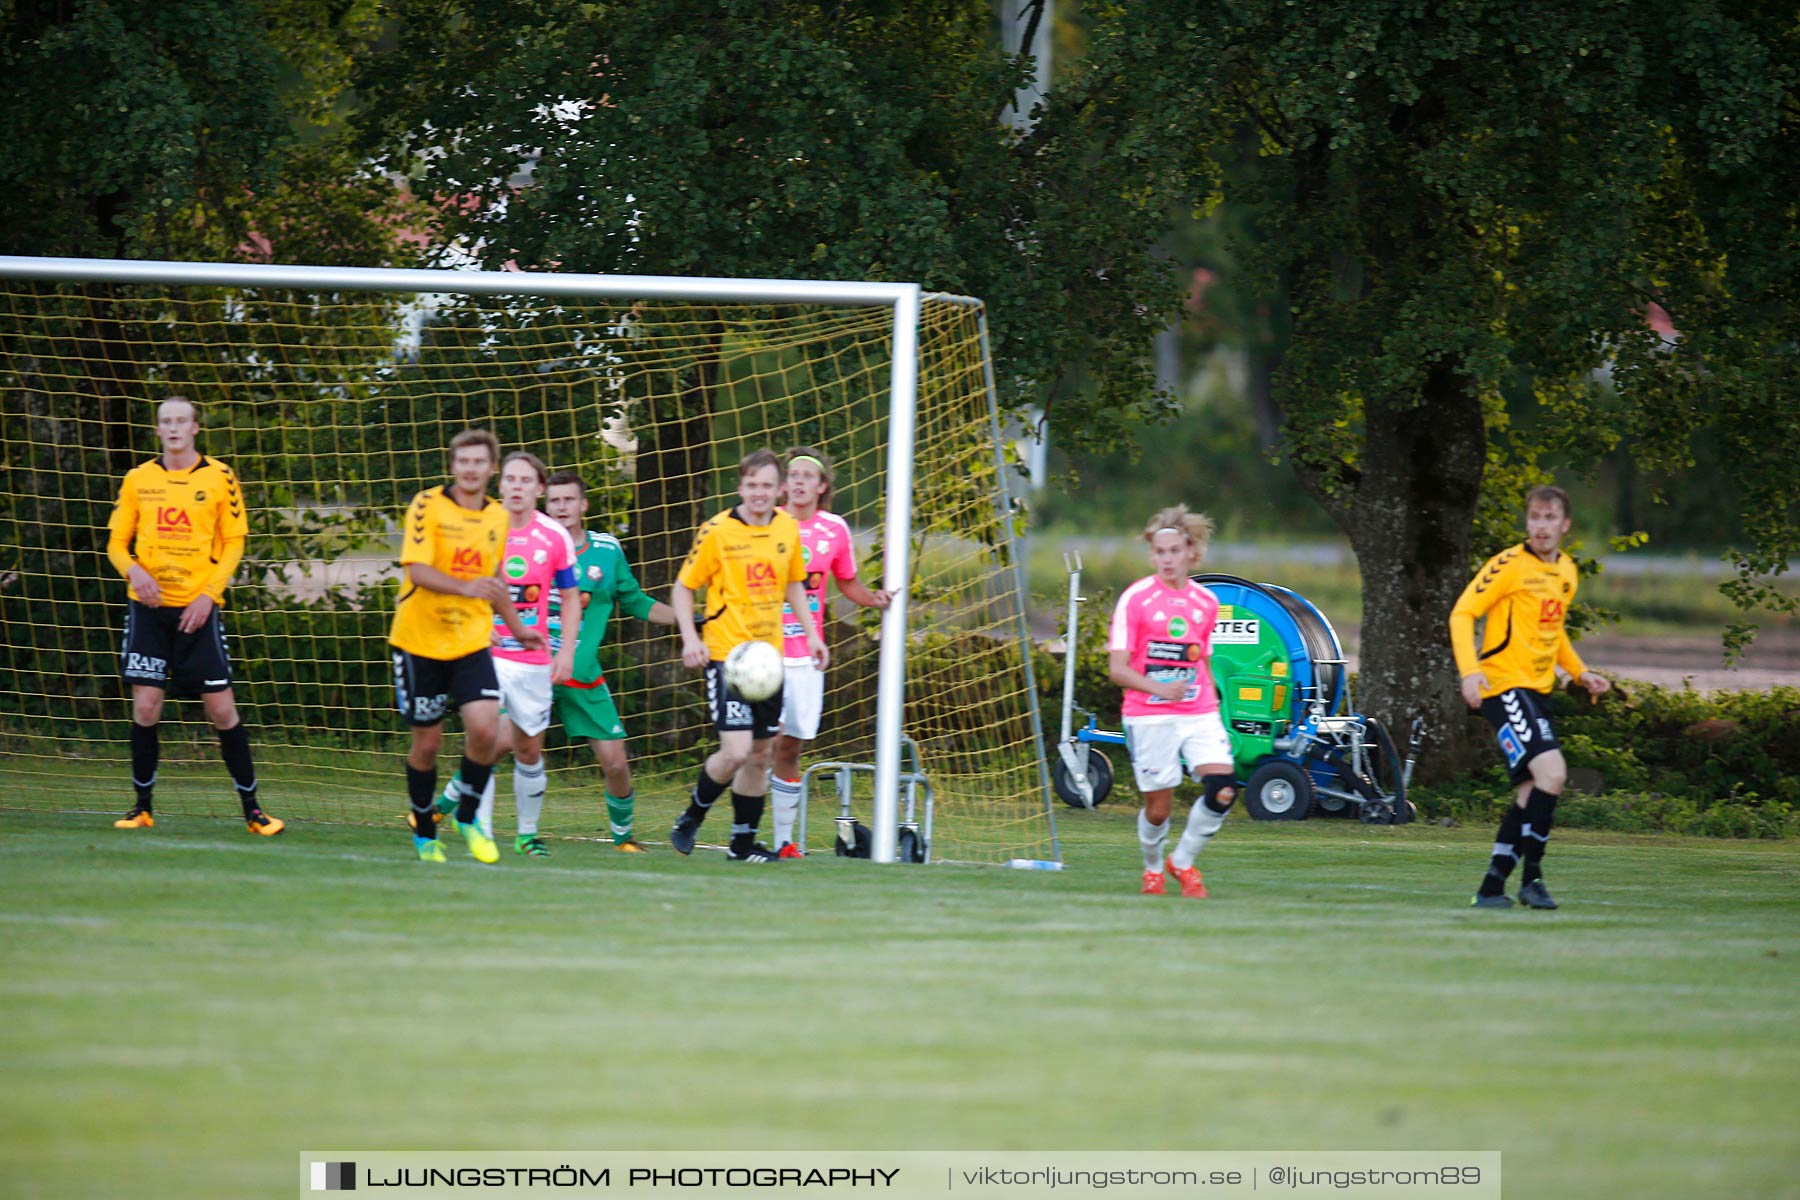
[729,791,767,854]
[129,721,159,810]
[1519,788,1559,885]
[217,722,259,815]
[685,767,729,824]
[455,757,494,825]
[407,764,439,839]
[1478,805,1526,897]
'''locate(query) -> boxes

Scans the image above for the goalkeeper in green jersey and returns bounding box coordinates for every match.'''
[545,471,676,851]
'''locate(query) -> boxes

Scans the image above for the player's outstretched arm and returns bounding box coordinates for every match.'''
[839,576,891,610]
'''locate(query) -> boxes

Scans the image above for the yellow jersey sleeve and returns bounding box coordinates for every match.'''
[400,491,436,569]
[677,516,723,592]
[1555,629,1587,681]
[106,468,143,586]
[1448,549,1521,678]
[195,463,247,603]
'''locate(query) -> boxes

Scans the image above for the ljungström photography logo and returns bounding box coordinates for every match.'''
[310,1161,355,1191]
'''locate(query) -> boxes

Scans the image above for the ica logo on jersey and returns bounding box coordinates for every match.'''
[1538,598,1565,627]
[746,561,779,591]
[156,507,192,534]
[451,547,484,574]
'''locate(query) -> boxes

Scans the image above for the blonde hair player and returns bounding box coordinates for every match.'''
[1106,505,1232,898]
[767,447,891,856]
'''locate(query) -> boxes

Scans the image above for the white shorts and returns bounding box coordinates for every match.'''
[494,657,554,737]
[1123,711,1233,792]
[779,662,825,741]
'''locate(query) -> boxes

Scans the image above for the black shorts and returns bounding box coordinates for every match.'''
[120,600,234,696]
[392,648,501,727]
[1479,687,1562,785]
[705,659,782,740]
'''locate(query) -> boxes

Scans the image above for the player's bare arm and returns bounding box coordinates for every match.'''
[839,576,891,610]
[1460,671,1490,710]
[1108,648,1187,702]
[672,581,708,669]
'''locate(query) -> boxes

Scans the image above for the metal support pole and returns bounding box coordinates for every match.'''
[870,285,923,864]
[980,311,1059,860]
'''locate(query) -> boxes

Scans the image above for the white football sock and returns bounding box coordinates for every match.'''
[1137,808,1170,873]
[771,775,802,848]
[475,776,497,840]
[1169,800,1227,871]
[514,758,547,837]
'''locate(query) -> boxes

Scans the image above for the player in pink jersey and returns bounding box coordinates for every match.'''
[768,447,890,856]
[435,451,581,857]
[1107,504,1232,899]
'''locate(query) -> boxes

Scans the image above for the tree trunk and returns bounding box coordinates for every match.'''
[1345,359,1491,782]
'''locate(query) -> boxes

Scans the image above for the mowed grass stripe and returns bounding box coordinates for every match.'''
[1,810,1796,1200]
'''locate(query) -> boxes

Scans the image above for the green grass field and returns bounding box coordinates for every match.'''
[3,804,1797,1200]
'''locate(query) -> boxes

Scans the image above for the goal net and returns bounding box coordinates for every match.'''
[0,258,1057,864]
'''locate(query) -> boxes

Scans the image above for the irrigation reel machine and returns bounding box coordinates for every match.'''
[1053,555,1420,823]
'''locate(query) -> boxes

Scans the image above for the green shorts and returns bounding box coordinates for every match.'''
[554,679,628,742]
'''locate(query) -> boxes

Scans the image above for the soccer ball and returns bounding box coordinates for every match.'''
[724,639,784,702]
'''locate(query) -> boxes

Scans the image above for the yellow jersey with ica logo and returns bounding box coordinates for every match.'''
[388,486,508,660]
[677,507,807,662]
[1449,543,1587,698]
[106,455,248,608]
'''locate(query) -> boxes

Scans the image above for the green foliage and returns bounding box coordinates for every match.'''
[353,0,1179,453]
[0,0,393,260]
[1412,683,1800,839]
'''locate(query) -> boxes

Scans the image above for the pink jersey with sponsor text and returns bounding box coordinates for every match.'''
[1108,575,1221,718]
[779,510,859,664]
[491,512,579,666]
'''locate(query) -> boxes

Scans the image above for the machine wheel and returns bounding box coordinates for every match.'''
[897,827,926,863]
[1244,759,1315,821]
[1355,718,1411,825]
[1052,748,1114,809]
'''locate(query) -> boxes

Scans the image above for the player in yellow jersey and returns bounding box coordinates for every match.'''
[1449,485,1611,909]
[106,396,282,836]
[390,429,543,864]
[668,449,826,862]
